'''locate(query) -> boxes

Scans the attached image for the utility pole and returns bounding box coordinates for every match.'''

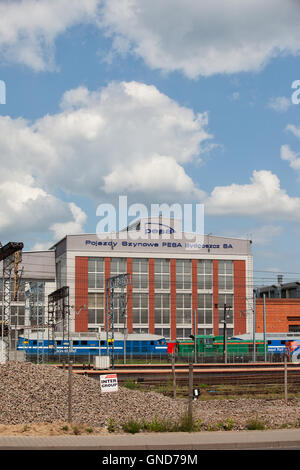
[187,362,193,429]
[223,304,227,364]
[194,309,197,363]
[263,293,267,362]
[68,360,73,424]
[253,290,256,362]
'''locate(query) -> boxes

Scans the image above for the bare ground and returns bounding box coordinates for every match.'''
[1,362,300,435]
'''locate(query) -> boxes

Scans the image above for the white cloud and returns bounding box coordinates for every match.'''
[205,170,300,220]
[223,224,283,246]
[0,0,99,70]
[247,225,283,246]
[32,81,211,198]
[0,81,211,240]
[280,144,300,171]
[0,179,86,242]
[50,202,87,240]
[268,96,291,113]
[103,154,205,200]
[99,0,300,78]
[286,124,300,139]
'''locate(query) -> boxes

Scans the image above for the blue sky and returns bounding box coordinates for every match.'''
[1,0,300,287]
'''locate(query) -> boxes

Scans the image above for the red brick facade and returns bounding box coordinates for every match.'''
[234,260,246,335]
[192,259,198,335]
[75,257,89,332]
[256,298,300,333]
[213,260,219,335]
[170,259,177,340]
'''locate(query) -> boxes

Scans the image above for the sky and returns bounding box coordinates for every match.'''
[1,0,300,287]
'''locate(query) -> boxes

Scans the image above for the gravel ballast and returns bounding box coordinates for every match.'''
[1,362,300,432]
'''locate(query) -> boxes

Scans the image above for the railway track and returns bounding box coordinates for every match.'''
[64,363,300,387]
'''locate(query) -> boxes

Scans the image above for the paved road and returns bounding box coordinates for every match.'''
[0,429,300,450]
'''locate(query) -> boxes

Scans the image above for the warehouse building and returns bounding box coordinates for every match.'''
[50,217,253,341]
[255,277,300,333]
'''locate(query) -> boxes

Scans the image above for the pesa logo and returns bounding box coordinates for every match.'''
[145,222,175,235]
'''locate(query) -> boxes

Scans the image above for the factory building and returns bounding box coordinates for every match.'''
[50,217,253,341]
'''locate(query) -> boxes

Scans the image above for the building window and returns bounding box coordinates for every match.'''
[176,294,192,324]
[197,293,213,325]
[88,292,104,325]
[154,259,170,290]
[197,260,213,290]
[289,325,300,332]
[154,328,170,339]
[218,293,234,324]
[88,258,104,289]
[155,293,170,324]
[176,327,192,339]
[110,258,127,275]
[132,293,148,325]
[176,260,191,290]
[10,305,25,327]
[197,328,213,335]
[132,258,148,289]
[132,327,149,334]
[218,261,233,290]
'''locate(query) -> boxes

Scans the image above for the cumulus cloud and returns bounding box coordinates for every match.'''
[2,1,300,77]
[0,81,211,241]
[204,170,300,220]
[0,0,99,70]
[0,179,86,242]
[99,0,300,78]
[30,81,211,198]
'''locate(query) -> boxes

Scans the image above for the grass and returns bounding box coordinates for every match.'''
[246,419,266,431]
[120,413,206,434]
[123,379,140,390]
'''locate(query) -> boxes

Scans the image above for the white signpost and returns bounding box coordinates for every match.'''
[100,374,118,393]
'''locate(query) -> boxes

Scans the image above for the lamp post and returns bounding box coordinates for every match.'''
[222,304,232,364]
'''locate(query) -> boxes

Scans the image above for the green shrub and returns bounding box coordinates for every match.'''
[141,417,177,432]
[72,426,81,435]
[123,380,140,390]
[178,413,196,432]
[246,419,265,430]
[121,420,141,434]
[107,418,117,433]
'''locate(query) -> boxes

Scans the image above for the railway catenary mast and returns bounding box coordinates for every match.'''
[106,273,131,369]
[0,242,24,363]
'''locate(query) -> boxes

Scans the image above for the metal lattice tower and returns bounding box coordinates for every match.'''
[106,273,131,369]
[25,282,46,363]
[1,242,23,363]
[47,286,70,359]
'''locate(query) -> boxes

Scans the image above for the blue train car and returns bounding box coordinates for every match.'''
[231,332,300,354]
[17,332,168,358]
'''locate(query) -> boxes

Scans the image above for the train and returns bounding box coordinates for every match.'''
[176,332,300,360]
[17,332,168,359]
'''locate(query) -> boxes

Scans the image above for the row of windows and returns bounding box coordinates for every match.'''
[87,292,232,327]
[87,258,234,291]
